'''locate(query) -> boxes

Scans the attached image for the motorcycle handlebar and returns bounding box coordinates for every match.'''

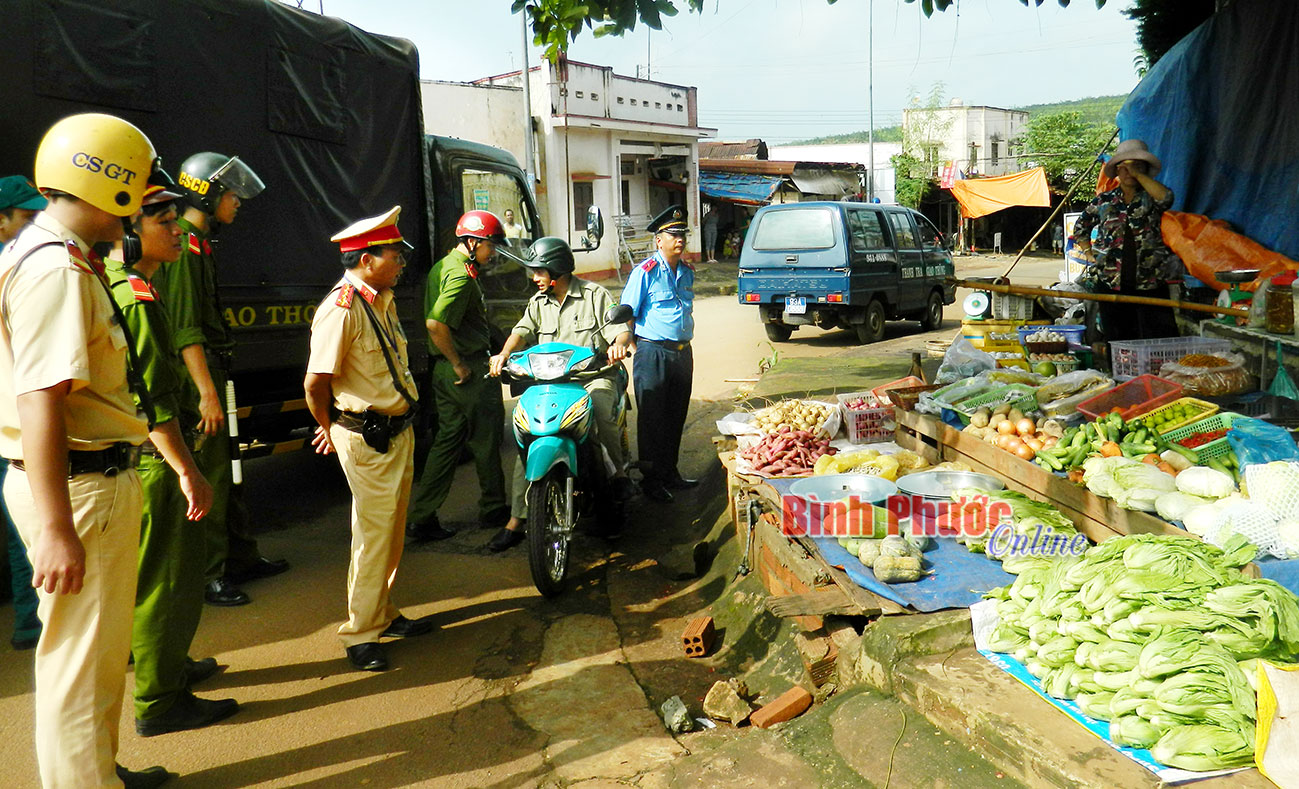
[488,360,623,384]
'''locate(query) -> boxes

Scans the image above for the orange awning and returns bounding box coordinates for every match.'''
[949,167,1051,219]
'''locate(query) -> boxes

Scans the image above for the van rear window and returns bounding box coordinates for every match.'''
[751,208,836,250]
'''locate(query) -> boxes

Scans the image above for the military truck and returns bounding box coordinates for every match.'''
[0,0,546,451]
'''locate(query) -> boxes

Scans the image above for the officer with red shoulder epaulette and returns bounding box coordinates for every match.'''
[107,179,243,741]
[0,112,174,788]
[304,206,435,673]
[405,210,510,542]
[620,205,700,503]
[152,151,288,607]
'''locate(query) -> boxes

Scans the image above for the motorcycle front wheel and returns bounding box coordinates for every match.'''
[527,466,573,597]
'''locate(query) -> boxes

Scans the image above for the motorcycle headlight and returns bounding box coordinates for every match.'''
[530,350,573,381]
[505,357,532,378]
[568,354,598,373]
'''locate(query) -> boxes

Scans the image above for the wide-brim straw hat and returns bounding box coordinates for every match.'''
[1103,139,1162,178]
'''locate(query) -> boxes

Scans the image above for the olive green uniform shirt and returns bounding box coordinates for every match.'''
[511,277,623,351]
[106,261,194,429]
[424,248,491,358]
[151,216,233,354]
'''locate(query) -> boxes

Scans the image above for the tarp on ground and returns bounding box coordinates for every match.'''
[948,167,1050,219]
[1117,0,1299,262]
[1162,211,1299,292]
[698,170,783,205]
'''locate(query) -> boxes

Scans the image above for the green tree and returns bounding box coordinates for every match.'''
[1020,111,1116,191]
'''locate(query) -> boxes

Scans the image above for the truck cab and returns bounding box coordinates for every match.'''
[737,202,956,343]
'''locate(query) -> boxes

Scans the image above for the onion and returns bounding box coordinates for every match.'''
[1041,436,1058,449]
[997,420,1016,436]
[1016,418,1036,436]
[1025,437,1044,452]
[1015,443,1036,460]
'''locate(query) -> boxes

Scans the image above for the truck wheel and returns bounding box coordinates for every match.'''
[855,300,886,344]
[764,323,793,342]
[920,290,945,331]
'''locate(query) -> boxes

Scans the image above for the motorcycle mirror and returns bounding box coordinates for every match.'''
[580,206,605,251]
[604,303,634,326]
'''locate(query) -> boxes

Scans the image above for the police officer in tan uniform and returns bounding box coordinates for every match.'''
[305,207,435,673]
[0,114,173,787]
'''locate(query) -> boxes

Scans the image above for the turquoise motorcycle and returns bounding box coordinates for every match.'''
[499,304,633,596]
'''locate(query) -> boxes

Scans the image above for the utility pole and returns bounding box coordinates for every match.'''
[867,0,875,201]
[646,28,652,80]
[521,13,536,190]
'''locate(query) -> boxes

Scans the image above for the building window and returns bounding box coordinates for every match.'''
[655,102,661,109]
[573,181,594,231]
[591,92,599,100]
[630,99,637,106]
[677,104,683,111]
[621,179,631,214]
[617,97,625,104]
[575,90,584,98]
[989,139,999,167]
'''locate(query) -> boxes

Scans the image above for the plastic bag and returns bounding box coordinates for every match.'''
[1158,351,1255,397]
[1228,416,1299,467]
[1034,369,1115,417]
[934,337,995,385]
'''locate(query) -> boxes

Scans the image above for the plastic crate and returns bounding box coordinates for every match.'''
[996,358,1030,370]
[952,384,1039,424]
[886,384,941,411]
[1027,355,1081,375]
[992,292,1034,320]
[1018,324,1086,347]
[1108,336,1234,380]
[1130,396,1220,435]
[1162,412,1242,463]
[1075,374,1183,422]
[836,392,896,444]
[871,376,926,404]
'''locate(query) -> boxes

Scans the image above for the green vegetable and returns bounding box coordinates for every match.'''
[1111,716,1162,750]
[1152,724,1256,771]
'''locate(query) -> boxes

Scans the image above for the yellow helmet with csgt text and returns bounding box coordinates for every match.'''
[34,113,158,217]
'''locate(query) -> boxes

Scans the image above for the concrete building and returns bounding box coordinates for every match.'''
[902,100,1028,178]
[469,59,714,277]
[767,142,901,204]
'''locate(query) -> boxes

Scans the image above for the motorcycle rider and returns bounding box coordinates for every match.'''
[487,236,633,551]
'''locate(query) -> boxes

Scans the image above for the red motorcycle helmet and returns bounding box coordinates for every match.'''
[455,210,506,242]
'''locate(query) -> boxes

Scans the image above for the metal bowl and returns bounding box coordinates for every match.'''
[896,470,1004,500]
[787,474,897,505]
[1216,269,1261,284]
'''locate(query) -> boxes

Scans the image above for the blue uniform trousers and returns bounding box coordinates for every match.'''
[632,340,693,485]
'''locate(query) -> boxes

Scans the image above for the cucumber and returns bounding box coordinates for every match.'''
[1207,458,1232,477]
[1133,428,1148,445]
[1039,452,1063,471]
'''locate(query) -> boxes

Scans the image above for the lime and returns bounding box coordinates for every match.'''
[1033,361,1058,377]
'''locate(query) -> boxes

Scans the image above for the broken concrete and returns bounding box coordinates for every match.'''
[659,695,693,734]
[703,679,755,725]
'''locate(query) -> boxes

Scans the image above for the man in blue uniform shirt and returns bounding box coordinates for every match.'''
[620,205,698,503]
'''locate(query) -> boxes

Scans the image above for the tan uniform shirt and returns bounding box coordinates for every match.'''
[0,213,149,458]
[511,277,623,350]
[307,272,416,417]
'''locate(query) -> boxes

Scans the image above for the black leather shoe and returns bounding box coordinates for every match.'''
[346,642,389,672]
[406,516,455,543]
[641,482,674,503]
[224,556,290,585]
[204,578,251,607]
[380,614,436,639]
[666,476,699,490]
[135,692,239,737]
[488,527,526,552]
[116,764,176,789]
[184,656,221,687]
[480,505,511,530]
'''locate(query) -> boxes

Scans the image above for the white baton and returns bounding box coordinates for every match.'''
[226,379,243,485]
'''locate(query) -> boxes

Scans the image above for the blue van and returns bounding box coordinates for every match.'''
[737,202,956,343]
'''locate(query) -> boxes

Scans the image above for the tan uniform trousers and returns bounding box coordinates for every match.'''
[510,378,625,518]
[6,467,143,789]
[330,422,414,647]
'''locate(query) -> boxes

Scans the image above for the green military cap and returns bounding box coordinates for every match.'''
[0,176,47,211]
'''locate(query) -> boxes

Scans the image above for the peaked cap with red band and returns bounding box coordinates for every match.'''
[330,205,413,253]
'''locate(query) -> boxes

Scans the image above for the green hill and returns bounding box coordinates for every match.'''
[788,94,1127,145]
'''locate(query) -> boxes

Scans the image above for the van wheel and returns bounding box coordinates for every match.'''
[855,300,886,344]
[920,291,945,331]
[764,323,793,342]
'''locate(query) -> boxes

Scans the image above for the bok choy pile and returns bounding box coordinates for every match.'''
[986,533,1299,771]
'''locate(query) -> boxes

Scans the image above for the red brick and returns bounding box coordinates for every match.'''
[682,616,715,658]
[750,686,813,729]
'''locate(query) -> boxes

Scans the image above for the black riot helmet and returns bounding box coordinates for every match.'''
[176,152,266,214]
[522,236,576,277]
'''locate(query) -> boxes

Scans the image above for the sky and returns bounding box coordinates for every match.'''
[313,0,1142,143]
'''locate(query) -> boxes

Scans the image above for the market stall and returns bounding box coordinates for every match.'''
[716,326,1299,784]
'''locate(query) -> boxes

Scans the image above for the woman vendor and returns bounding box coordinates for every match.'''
[1072,139,1183,342]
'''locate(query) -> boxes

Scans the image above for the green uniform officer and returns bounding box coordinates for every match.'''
[108,181,239,737]
[153,151,287,606]
[407,210,510,540]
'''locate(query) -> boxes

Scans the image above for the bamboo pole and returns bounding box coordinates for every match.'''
[949,277,1247,318]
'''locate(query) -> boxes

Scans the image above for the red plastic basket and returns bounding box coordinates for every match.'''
[1075,374,1183,422]
[836,392,896,444]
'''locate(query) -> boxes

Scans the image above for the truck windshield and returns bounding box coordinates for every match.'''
[752,208,836,250]
[462,167,537,254]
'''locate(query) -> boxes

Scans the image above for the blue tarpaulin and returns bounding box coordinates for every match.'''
[699,170,783,206]
[1117,0,1299,261]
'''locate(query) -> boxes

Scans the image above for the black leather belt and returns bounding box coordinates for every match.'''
[636,337,690,352]
[335,410,415,435]
[9,443,142,478]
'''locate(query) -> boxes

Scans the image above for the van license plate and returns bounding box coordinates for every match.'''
[785,296,806,315]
